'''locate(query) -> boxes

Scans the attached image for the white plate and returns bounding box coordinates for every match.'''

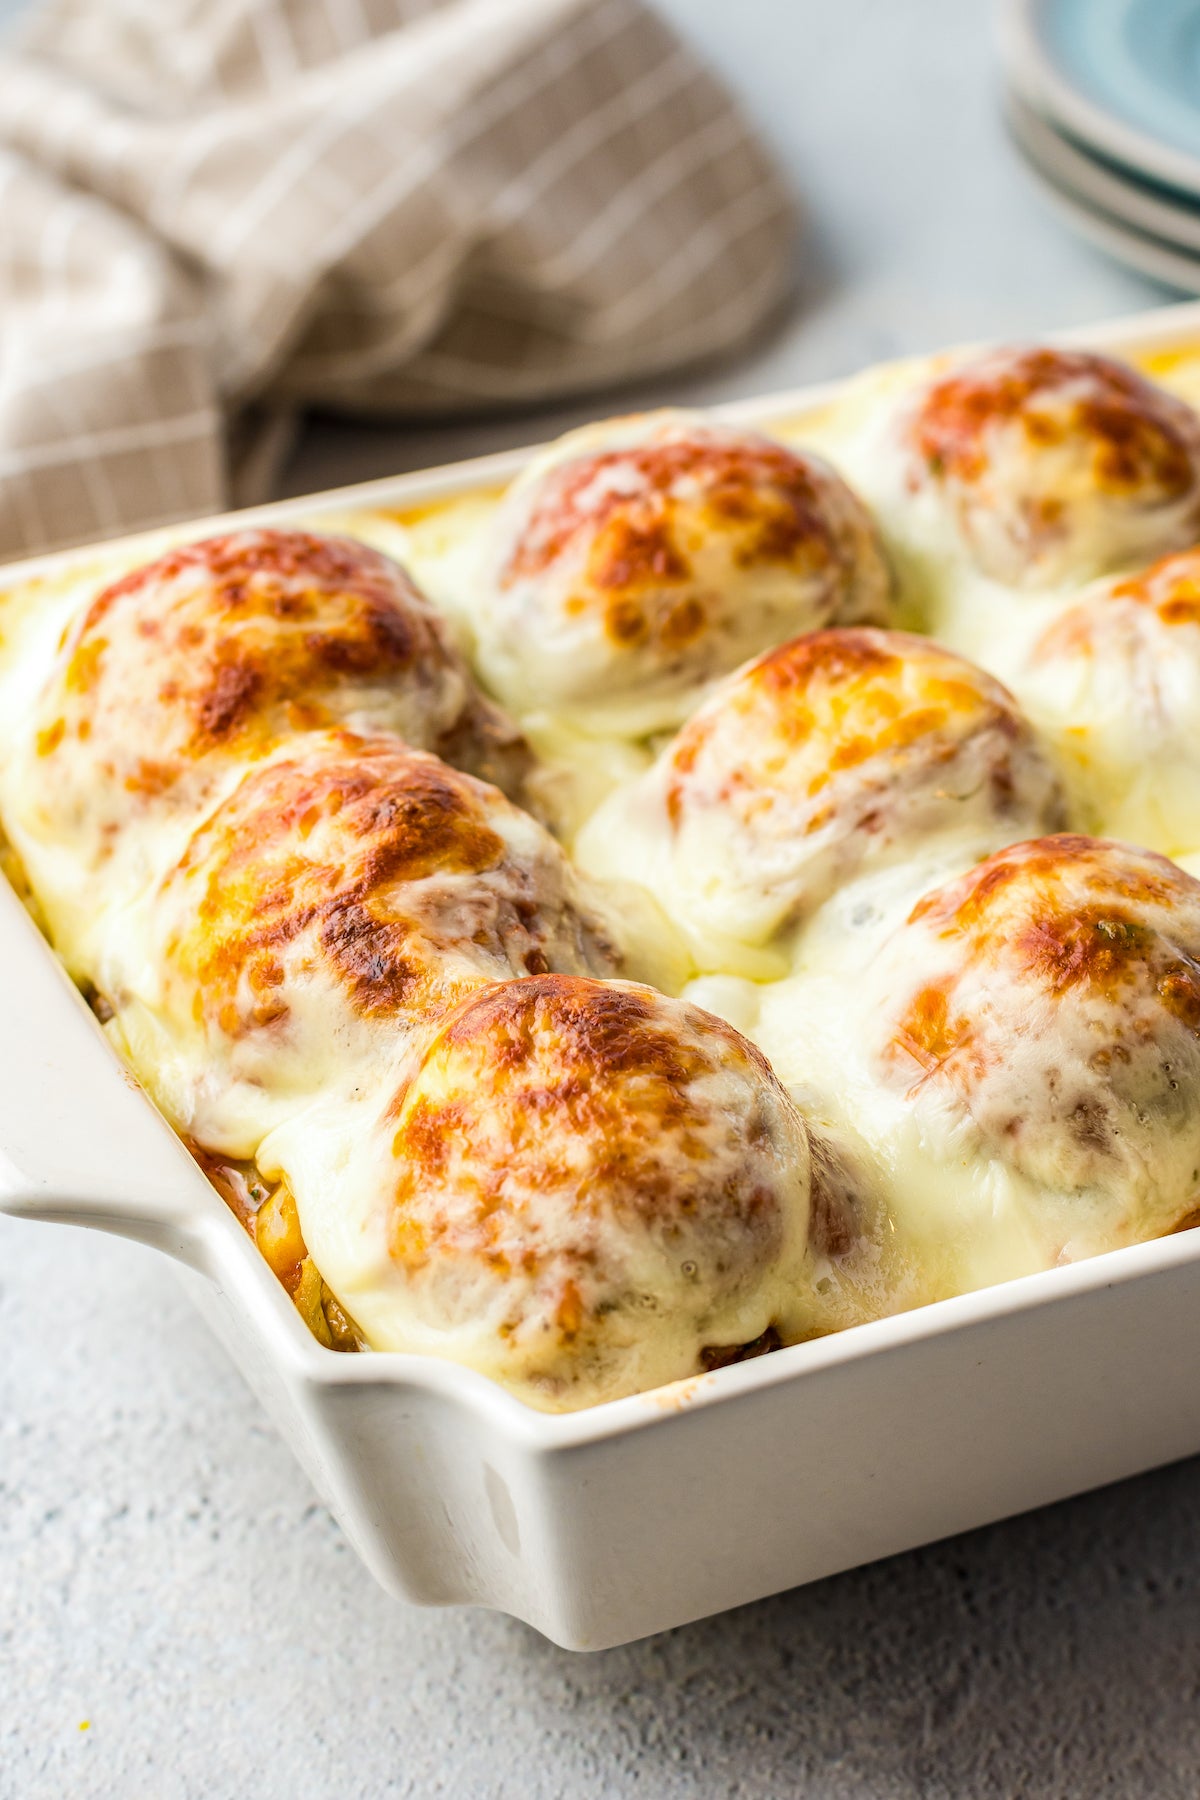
[1012,126,1200,293]
[8,302,1200,1649]
[1007,88,1200,257]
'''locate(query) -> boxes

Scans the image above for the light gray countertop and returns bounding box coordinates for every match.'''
[5,3,1200,1796]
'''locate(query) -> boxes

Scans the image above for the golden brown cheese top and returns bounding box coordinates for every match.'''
[504,431,858,593]
[897,347,1200,586]
[21,528,525,882]
[14,359,1200,1400]
[666,627,1060,838]
[577,628,1065,960]
[869,834,1200,1222]
[121,732,614,1154]
[1032,545,1200,658]
[476,411,893,733]
[291,973,817,1407]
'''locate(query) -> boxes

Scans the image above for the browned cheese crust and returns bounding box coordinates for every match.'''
[900,348,1200,584]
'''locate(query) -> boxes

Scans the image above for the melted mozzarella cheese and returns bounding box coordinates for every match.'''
[693,834,1200,1301]
[1,529,528,973]
[258,976,823,1412]
[844,345,1200,608]
[856,837,1200,1285]
[576,628,1066,970]
[2,349,1200,1405]
[682,829,1071,1299]
[750,970,1057,1299]
[102,731,615,1158]
[1012,549,1200,860]
[468,409,894,739]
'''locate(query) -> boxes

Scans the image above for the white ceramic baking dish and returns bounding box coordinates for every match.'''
[8,300,1200,1652]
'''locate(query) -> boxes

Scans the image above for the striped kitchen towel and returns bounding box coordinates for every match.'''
[0,0,795,557]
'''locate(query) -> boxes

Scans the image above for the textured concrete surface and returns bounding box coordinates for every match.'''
[6,2,1200,1796]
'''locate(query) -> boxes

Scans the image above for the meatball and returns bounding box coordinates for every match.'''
[884,347,1200,590]
[867,834,1200,1262]
[1016,547,1200,856]
[14,528,526,931]
[577,628,1065,964]
[106,732,614,1156]
[263,974,820,1410]
[477,410,892,735]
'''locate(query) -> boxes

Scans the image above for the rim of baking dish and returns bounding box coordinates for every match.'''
[7,296,1200,1453]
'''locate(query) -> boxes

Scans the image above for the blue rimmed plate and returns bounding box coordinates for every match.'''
[1001,0,1200,200]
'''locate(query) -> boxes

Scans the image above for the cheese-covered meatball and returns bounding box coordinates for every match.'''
[878,347,1200,591]
[577,628,1065,964]
[107,733,613,1156]
[265,974,819,1410]
[477,410,892,735]
[1016,549,1200,856]
[16,529,525,908]
[867,835,1200,1265]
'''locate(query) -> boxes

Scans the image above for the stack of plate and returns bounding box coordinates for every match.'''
[1000,0,1200,291]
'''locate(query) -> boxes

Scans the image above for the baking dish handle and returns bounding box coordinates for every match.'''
[0,881,208,1264]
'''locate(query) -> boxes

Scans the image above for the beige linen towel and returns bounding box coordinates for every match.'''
[0,0,795,557]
